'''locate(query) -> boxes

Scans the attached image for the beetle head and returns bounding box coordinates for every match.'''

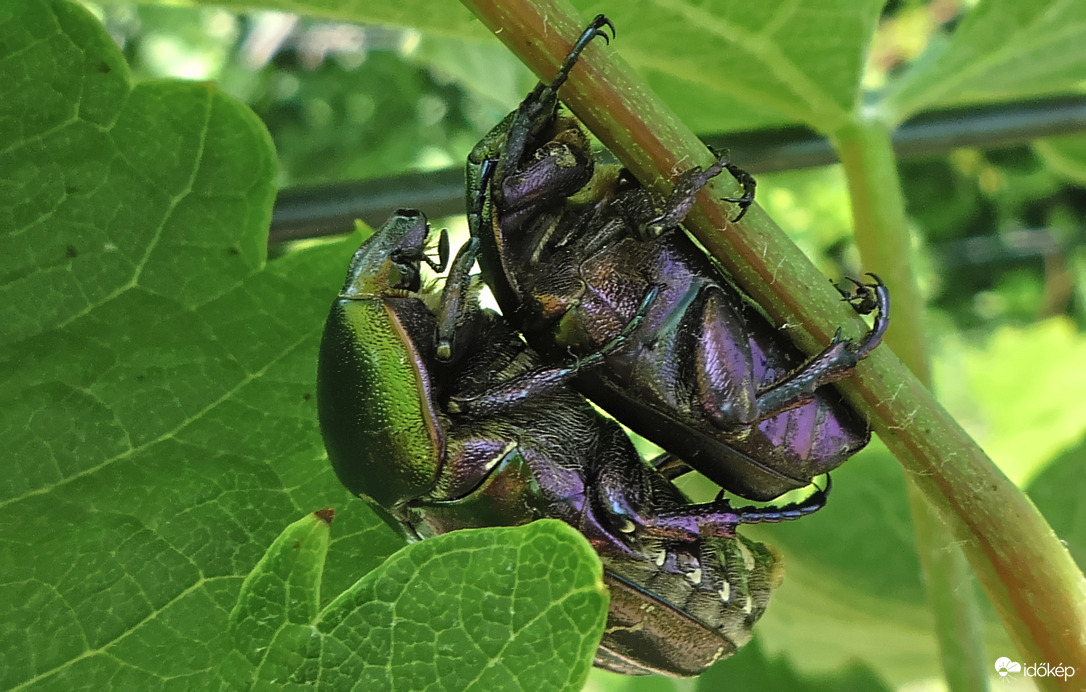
[340,209,450,298]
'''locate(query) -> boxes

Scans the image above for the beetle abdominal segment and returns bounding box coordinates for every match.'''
[736,539,756,571]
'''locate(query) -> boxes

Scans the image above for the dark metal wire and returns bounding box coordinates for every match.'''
[270,95,1086,244]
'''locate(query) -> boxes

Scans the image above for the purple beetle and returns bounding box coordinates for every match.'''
[438,15,889,501]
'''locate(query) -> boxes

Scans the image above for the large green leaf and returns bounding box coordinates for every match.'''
[587,0,883,132]
[220,516,608,690]
[0,2,402,687]
[207,0,480,37]
[935,318,1086,487]
[1028,434,1086,572]
[196,0,881,135]
[9,1,1086,689]
[884,0,1086,121]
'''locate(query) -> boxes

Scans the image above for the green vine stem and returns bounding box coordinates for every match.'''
[459,0,1086,685]
[836,119,990,692]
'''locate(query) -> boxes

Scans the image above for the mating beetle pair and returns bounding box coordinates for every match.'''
[317,13,889,678]
[318,210,824,676]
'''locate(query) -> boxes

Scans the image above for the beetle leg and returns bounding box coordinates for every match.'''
[638,157,725,240]
[838,273,890,359]
[436,155,502,361]
[751,275,889,419]
[637,153,757,240]
[706,146,757,222]
[721,161,756,222]
[434,237,480,361]
[731,476,831,525]
[448,285,659,416]
[498,131,595,215]
[553,14,615,92]
[688,285,761,429]
[487,15,614,205]
[596,457,829,541]
[647,476,829,539]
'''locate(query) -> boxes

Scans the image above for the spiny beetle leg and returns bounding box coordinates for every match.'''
[733,476,831,525]
[603,476,830,542]
[435,237,481,362]
[436,158,499,360]
[751,274,890,421]
[838,273,890,359]
[721,160,757,222]
[648,477,830,539]
[639,159,724,240]
[639,152,757,239]
[447,284,659,415]
[549,14,614,95]
[706,146,757,222]
[488,15,613,199]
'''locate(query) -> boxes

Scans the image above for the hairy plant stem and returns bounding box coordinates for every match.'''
[835,118,989,692]
[459,0,1086,684]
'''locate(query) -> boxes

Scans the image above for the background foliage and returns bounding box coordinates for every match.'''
[2,0,1084,689]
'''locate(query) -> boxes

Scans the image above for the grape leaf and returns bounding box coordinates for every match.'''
[1028,434,1086,572]
[222,518,608,690]
[0,2,401,687]
[588,0,883,132]
[217,509,334,688]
